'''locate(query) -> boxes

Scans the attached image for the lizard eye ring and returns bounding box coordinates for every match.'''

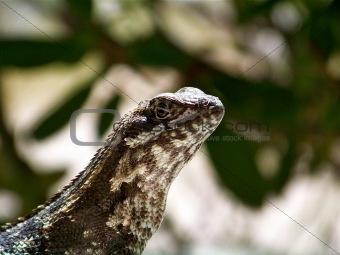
[155,102,171,119]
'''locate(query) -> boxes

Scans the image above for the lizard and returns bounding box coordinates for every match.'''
[0,87,224,255]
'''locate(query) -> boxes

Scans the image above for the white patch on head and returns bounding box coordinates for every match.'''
[139,165,147,175]
[125,132,152,148]
[151,144,172,163]
[169,108,198,125]
[151,144,163,153]
[188,143,200,154]
[191,123,199,130]
[110,160,147,192]
[83,230,90,238]
[209,113,221,125]
[106,204,124,229]
[125,122,171,149]
[123,218,130,226]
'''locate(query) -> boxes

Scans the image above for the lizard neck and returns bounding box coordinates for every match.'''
[0,87,224,255]
[0,128,197,255]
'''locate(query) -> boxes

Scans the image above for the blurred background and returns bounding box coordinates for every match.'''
[0,0,339,254]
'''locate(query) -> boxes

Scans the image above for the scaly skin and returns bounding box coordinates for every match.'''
[0,87,224,255]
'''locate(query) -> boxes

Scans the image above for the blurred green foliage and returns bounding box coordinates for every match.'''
[0,0,339,223]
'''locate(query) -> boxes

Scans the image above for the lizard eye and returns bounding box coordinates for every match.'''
[155,101,171,119]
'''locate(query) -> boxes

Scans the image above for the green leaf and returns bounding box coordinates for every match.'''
[127,32,192,69]
[322,100,340,132]
[271,138,297,193]
[0,38,88,67]
[206,125,270,207]
[234,0,275,23]
[31,83,93,140]
[97,94,121,137]
[192,66,298,126]
[37,170,65,188]
[309,1,340,59]
[66,0,92,19]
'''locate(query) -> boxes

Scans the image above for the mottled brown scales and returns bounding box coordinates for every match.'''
[0,87,224,255]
